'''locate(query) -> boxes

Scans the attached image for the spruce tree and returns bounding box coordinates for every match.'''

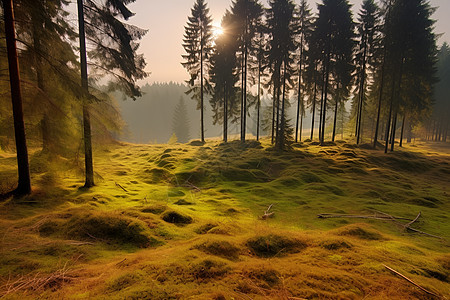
[353,0,379,144]
[230,0,263,142]
[77,0,147,187]
[294,0,313,143]
[382,0,436,152]
[2,0,31,195]
[182,0,213,143]
[266,0,298,150]
[209,11,239,142]
[172,97,191,144]
[315,0,355,145]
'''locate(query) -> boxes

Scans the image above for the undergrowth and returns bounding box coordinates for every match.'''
[0,139,449,299]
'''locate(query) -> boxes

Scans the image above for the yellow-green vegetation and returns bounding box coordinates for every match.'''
[0,139,449,299]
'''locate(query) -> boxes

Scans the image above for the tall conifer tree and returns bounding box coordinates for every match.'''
[182,0,213,143]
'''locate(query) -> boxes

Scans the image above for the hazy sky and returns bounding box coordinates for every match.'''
[120,0,449,84]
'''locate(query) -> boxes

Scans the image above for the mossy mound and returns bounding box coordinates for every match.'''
[195,223,218,234]
[143,167,173,183]
[246,234,307,257]
[189,140,205,146]
[40,211,160,248]
[300,172,324,183]
[320,240,353,250]
[190,259,230,280]
[141,205,167,214]
[245,268,281,287]
[161,210,193,225]
[337,225,383,240]
[221,168,269,182]
[175,167,209,185]
[196,239,240,260]
[174,199,193,205]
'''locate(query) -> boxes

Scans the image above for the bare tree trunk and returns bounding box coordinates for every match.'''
[78,0,94,187]
[320,51,331,146]
[241,43,248,142]
[271,89,276,144]
[310,69,317,140]
[223,85,227,142]
[4,0,32,195]
[399,114,406,147]
[332,97,338,142]
[318,68,325,142]
[295,36,304,143]
[357,37,367,144]
[390,110,398,152]
[278,62,287,151]
[256,56,261,141]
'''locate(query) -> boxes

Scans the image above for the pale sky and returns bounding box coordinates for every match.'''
[121,0,449,84]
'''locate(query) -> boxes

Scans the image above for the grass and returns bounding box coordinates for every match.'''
[0,139,449,299]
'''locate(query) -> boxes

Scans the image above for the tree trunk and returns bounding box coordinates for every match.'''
[241,43,248,142]
[256,56,261,141]
[271,89,276,144]
[332,83,340,142]
[295,36,304,143]
[357,36,367,144]
[275,65,281,146]
[78,0,94,187]
[4,0,32,195]
[223,85,227,142]
[384,81,395,153]
[399,114,406,147]
[278,62,287,151]
[332,96,338,142]
[390,110,398,152]
[320,51,331,146]
[310,70,317,140]
[318,68,325,142]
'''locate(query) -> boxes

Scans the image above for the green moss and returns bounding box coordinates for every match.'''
[195,223,218,234]
[320,240,353,250]
[191,259,230,280]
[141,205,167,214]
[174,199,193,205]
[246,234,307,257]
[161,210,193,225]
[301,172,324,183]
[40,211,161,248]
[246,268,280,287]
[221,168,269,182]
[338,225,383,240]
[196,240,240,260]
[143,167,172,183]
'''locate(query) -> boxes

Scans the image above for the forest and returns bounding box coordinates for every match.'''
[0,0,449,299]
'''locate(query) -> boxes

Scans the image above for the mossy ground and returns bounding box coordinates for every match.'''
[0,139,449,299]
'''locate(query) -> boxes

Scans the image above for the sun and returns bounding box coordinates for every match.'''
[212,21,223,39]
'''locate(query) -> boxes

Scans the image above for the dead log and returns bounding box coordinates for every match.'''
[383,265,442,299]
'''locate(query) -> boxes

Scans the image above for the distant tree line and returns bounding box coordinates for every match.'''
[0,0,147,195]
[182,0,442,151]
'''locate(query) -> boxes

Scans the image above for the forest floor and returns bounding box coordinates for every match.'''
[0,138,449,299]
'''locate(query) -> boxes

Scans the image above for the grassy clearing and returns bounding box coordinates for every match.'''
[0,139,449,299]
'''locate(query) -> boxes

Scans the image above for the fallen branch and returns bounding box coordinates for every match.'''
[317,213,412,221]
[0,262,74,297]
[115,182,128,192]
[261,204,274,220]
[383,265,442,299]
[184,181,201,193]
[404,212,421,229]
[404,226,444,239]
[317,212,444,240]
